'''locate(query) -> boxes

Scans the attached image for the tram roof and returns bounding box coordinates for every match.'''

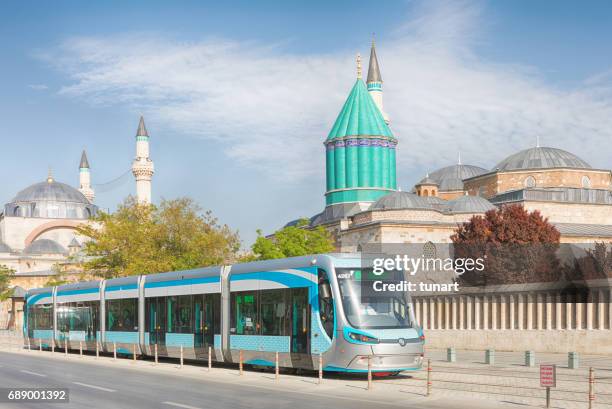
[57,280,100,292]
[144,266,222,284]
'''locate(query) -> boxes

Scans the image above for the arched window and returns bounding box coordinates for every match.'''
[12,206,20,217]
[423,241,436,259]
[582,176,591,189]
[423,189,429,196]
[524,176,536,188]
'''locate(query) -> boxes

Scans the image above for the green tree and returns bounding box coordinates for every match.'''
[77,197,240,278]
[251,218,335,260]
[45,263,73,287]
[0,264,15,300]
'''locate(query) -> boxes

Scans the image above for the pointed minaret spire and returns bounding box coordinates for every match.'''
[458,151,462,165]
[366,34,382,84]
[78,150,94,203]
[79,150,90,169]
[366,35,389,124]
[136,116,148,137]
[132,116,154,204]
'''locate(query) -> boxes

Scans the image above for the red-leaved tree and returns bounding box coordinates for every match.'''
[451,204,561,285]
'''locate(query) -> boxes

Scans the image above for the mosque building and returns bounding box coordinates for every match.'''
[0,117,154,329]
[294,40,612,252]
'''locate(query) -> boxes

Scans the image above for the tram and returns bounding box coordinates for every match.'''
[24,254,424,373]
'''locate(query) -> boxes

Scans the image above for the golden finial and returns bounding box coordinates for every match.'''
[356,53,362,79]
[47,167,54,183]
[372,32,376,47]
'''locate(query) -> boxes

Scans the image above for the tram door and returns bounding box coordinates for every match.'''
[290,288,310,354]
[85,302,98,342]
[195,294,217,348]
[147,297,166,345]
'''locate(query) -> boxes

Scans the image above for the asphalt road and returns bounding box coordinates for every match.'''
[0,351,443,409]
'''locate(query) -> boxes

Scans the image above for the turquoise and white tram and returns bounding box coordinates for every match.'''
[24,254,424,373]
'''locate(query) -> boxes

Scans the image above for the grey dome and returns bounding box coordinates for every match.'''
[24,239,67,255]
[426,164,488,191]
[372,191,432,210]
[416,176,438,186]
[422,196,448,206]
[449,195,496,213]
[0,242,12,253]
[12,180,89,204]
[494,147,591,171]
[5,178,97,219]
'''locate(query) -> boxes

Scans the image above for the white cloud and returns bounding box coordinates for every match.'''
[41,0,612,185]
[28,84,49,90]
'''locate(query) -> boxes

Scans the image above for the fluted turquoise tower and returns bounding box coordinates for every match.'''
[324,53,397,207]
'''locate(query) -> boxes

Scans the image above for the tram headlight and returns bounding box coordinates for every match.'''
[347,331,379,344]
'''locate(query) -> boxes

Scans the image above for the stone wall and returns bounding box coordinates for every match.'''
[465,168,611,198]
[523,201,612,225]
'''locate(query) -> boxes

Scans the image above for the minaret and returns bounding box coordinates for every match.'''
[78,150,95,203]
[366,37,389,124]
[131,116,155,204]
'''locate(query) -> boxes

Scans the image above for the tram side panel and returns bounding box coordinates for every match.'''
[103,276,141,354]
[227,265,334,370]
[54,283,101,351]
[142,270,223,361]
[24,289,54,349]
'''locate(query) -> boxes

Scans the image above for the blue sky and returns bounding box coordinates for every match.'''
[1,0,612,248]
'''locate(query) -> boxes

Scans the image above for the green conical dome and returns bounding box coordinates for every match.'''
[327,79,394,140]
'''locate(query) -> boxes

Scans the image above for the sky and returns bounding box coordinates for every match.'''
[1,0,612,248]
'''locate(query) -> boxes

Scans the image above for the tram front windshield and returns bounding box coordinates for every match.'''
[336,268,413,329]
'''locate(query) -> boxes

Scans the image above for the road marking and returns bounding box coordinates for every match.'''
[72,382,116,392]
[20,370,46,377]
[163,402,202,409]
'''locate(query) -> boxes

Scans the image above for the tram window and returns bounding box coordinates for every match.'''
[57,301,98,333]
[106,298,138,331]
[29,304,53,332]
[169,295,193,334]
[318,269,334,339]
[231,292,258,335]
[260,289,288,336]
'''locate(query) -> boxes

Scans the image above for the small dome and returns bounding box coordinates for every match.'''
[426,164,488,191]
[23,239,67,255]
[449,195,496,213]
[416,175,439,186]
[494,147,591,171]
[372,191,432,210]
[0,242,12,253]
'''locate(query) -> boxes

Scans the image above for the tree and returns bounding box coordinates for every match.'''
[565,242,612,281]
[451,204,561,285]
[250,218,335,260]
[77,197,240,278]
[0,265,15,300]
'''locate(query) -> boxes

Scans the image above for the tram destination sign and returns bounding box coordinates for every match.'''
[540,364,556,388]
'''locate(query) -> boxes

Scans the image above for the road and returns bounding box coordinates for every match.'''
[0,351,491,409]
